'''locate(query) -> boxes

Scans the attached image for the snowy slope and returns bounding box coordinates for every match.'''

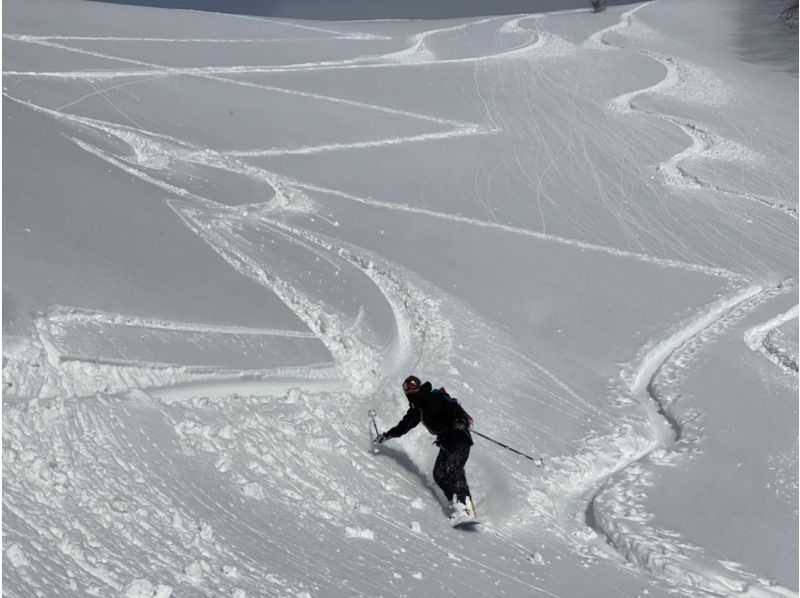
[3,0,798,596]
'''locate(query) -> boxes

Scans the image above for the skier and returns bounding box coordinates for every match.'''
[374,375,476,524]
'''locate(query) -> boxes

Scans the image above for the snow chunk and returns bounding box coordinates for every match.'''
[110,497,130,513]
[6,544,30,567]
[528,552,545,565]
[124,579,155,598]
[286,388,302,404]
[345,527,375,540]
[240,481,265,499]
[124,579,173,598]
[182,560,204,583]
[198,522,213,541]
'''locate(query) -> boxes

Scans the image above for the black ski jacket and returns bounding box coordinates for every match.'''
[385,382,473,449]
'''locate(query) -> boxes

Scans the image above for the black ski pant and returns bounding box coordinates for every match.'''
[433,442,471,503]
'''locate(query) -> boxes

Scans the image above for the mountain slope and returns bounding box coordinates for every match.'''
[3,0,797,596]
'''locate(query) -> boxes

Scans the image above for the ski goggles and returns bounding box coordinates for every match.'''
[402,379,420,393]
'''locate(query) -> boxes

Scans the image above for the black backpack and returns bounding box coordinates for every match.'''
[430,387,473,429]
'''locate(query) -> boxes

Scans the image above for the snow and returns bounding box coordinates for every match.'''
[3,0,797,596]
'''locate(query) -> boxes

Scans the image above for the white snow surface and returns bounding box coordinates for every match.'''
[3,0,798,596]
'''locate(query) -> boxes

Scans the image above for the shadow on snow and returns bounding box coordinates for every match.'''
[372,444,452,519]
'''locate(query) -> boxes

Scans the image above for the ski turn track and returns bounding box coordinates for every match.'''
[585,283,797,597]
[587,2,798,220]
[5,9,752,287]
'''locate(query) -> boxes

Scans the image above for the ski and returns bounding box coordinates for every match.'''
[449,497,480,528]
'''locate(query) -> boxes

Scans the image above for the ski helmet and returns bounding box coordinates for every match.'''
[402,375,421,393]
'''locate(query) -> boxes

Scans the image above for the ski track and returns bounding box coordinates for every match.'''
[161,193,461,398]
[70,98,747,285]
[293,180,745,283]
[8,35,373,43]
[43,305,318,338]
[213,11,393,40]
[584,282,798,597]
[569,5,797,594]
[224,126,500,158]
[4,7,795,598]
[2,16,551,80]
[744,303,800,376]
[588,2,798,220]
[5,81,748,290]
[5,308,341,399]
[3,15,750,282]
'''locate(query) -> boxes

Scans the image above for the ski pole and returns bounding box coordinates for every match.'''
[368,409,380,442]
[472,430,544,467]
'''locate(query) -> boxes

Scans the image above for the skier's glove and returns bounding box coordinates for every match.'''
[374,432,390,444]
